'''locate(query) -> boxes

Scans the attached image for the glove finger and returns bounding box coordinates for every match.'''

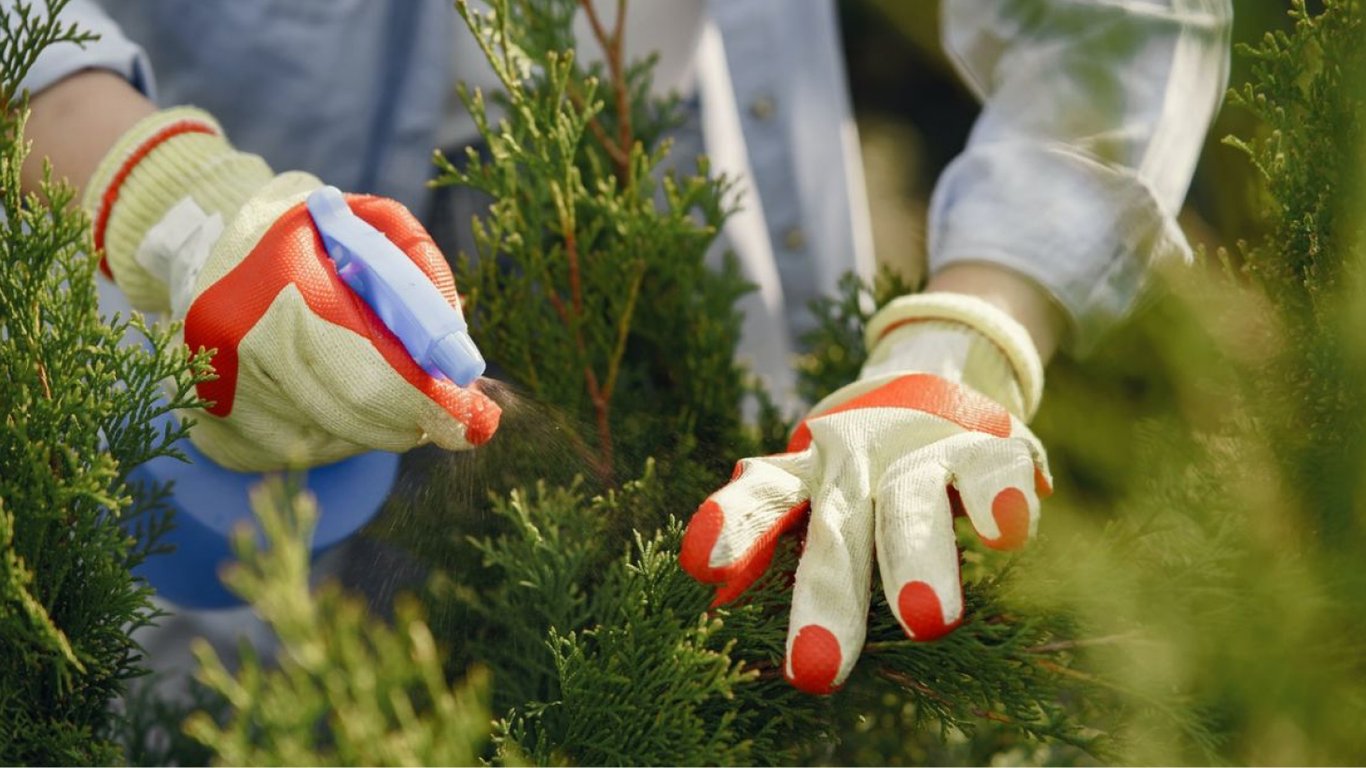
[186,397,372,471]
[784,467,873,695]
[287,296,500,451]
[946,433,1046,551]
[875,456,963,641]
[681,453,811,606]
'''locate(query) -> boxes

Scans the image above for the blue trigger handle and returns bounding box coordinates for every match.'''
[306,186,486,387]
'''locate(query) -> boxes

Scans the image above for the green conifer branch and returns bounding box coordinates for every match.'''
[183,479,494,766]
[1,2,211,761]
[437,0,747,485]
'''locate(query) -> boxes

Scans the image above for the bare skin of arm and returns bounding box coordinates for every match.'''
[926,263,1065,364]
[19,69,155,197]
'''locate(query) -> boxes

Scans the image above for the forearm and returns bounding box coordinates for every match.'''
[20,69,155,196]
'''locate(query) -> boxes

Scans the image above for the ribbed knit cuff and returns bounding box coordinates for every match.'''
[861,293,1044,420]
[83,106,274,312]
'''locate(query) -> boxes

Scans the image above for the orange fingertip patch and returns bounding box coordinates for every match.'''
[785,624,842,695]
[679,500,725,583]
[705,500,811,607]
[896,580,959,641]
[462,398,502,446]
[1034,467,1054,499]
[984,487,1030,550]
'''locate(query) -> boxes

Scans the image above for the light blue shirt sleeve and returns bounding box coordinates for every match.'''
[932,0,1233,352]
[13,0,455,218]
[11,0,154,97]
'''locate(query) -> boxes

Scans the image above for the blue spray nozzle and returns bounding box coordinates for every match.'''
[306,185,486,387]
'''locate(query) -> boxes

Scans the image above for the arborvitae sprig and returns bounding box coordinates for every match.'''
[437,463,837,765]
[1224,0,1366,545]
[183,479,494,766]
[0,1,209,762]
[435,0,749,487]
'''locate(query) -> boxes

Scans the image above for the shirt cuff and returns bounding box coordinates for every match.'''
[928,140,1191,355]
[19,0,156,99]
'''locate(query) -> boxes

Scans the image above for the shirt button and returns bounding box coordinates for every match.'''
[783,227,806,252]
[749,95,776,121]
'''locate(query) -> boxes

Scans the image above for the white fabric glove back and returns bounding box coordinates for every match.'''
[681,293,1051,694]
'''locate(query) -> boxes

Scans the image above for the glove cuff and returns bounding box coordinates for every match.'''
[83,106,274,312]
[862,293,1045,420]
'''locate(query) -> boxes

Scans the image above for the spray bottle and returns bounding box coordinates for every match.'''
[124,186,485,608]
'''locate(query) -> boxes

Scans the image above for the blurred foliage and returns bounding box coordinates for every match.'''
[834,0,1366,764]
[1224,0,1366,545]
[183,479,493,766]
[1022,0,1366,763]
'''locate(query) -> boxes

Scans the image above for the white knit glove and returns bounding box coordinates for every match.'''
[84,107,500,471]
[680,293,1051,694]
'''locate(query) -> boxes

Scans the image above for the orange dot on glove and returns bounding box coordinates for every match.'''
[786,624,843,695]
[983,487,1030,551]
[896,580,960,641]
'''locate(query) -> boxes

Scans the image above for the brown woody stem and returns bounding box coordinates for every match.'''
[578,0,633,184]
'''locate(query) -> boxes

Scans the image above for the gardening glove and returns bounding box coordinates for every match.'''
[84,107,500,471]
[680,292,1051,694]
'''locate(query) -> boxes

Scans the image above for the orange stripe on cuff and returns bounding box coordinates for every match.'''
[93,120,218,277]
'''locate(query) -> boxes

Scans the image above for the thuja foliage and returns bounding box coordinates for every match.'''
[1224,0,1366,545]
[183,480,493,766]
[429,466,835,764]
[433,0,750,486]
[0,1,207,762]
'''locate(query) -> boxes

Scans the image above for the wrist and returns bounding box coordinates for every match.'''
[924,263,1064,364]
[21,70,156,198]
[83,107,274,312]
[861,293,1044,421]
